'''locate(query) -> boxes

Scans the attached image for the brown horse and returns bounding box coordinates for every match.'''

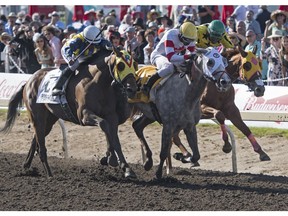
[172,46,270,166]
[0,47,138,178]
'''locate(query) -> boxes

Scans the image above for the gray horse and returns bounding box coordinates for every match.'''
[131,47,232,179]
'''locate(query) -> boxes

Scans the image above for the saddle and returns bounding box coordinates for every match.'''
[128,65,164,103]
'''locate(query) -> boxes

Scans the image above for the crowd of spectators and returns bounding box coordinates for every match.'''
[0,5,288,86]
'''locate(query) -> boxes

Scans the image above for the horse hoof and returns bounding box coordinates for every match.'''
[144,158,153,171]
[124,168,137,179]
[260,154,271,161]
[108,156,119,167]
[191,162,200,167]
[173,152,184,161]
[100,157,108,166]
[156,170,162,179]
[222,143,232,153]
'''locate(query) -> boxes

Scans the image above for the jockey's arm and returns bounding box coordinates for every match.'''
[220,32,234,49]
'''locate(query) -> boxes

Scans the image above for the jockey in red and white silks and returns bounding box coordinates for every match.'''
[151,23,197,78]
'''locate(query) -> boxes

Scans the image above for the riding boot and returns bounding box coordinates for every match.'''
[52,67,73,96]
[142,73,161,96]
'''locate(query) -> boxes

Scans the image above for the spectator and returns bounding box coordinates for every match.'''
[132,29,147,64]
[279,35,288,85]
[95,9,105,28]
[236,20,247,38]
[255,6,271,34]
[16,11,26,24]
[62,25,77,45]
[121,13,133,26]
[108,30,121,48]
[261,29,283,86]
[146,9,160,27]
[42,25,64,69]
[0,32,18,73]
[32,12,40,22]
[197,6,215,24]
[133,17,145,31]
[225,16,236,33]
[231,5,247,23]
[29,21,42,34]
[48,11,65,31]
[245,30,261,56]
[33,33,54,69]
[221,5,235,25]
[265,10,287,40]
[244,10,262,41]
[83,9,97,26]
[5,12,17,36]
[123,26,138,53]
[143,29,156,65]
[9,26,41,74]
[156,14,173,39]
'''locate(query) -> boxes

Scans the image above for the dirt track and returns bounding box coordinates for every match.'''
[1,115,288,211]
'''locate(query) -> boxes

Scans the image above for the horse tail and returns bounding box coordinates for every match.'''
[0,85,25,134]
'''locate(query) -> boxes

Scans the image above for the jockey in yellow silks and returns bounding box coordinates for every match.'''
[52,25,111,96]
[196,20,234,49]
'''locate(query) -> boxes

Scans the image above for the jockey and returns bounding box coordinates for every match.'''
[142,21,197,95]
[196,20,234,49]
[52,25,112,96]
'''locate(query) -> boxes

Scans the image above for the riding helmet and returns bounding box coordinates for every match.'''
[83,26,101,44]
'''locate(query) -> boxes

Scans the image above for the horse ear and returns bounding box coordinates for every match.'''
[238,45,248,58]
[112,45,122,57]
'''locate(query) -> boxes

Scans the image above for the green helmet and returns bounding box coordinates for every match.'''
[207,20,225,42]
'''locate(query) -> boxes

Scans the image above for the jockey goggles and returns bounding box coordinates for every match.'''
[181,36,195,45]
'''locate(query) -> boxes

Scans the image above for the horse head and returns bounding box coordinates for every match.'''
[109,46,138,99]
[195,47,232,92]
[237,45,265,97]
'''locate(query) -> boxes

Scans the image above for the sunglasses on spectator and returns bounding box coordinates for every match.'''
[36,40,44,43]
[272,37,280,41]
[45,32,51,36]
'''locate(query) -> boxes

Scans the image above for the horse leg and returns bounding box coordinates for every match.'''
[132,115,154,171]
[225,106,270,161]
[172,132,195,164]
[184,124,201,165]
[156,125,172,179]
[202,105,232,153]
[100,116,136,178]
[23,113,58,172]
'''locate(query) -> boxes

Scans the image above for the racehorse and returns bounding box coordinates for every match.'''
[0,47,138,178]
[172,45,270,166]
[131,46,269,176]
[130,47,232,179]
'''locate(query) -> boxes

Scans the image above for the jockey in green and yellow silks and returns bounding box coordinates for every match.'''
[196,20,234,49]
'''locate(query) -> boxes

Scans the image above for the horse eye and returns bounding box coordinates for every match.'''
[223,58,228,67]
[243,62,252,71]
[117,62,125,71]
[207,59,215,67]
[133,61,138,71]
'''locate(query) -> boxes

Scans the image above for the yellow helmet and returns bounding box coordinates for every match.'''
[179,22,197,40]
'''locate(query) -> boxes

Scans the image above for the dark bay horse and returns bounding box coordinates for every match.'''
[130,47,232,178]
[172,46,270,166]
[0,48,138,178]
